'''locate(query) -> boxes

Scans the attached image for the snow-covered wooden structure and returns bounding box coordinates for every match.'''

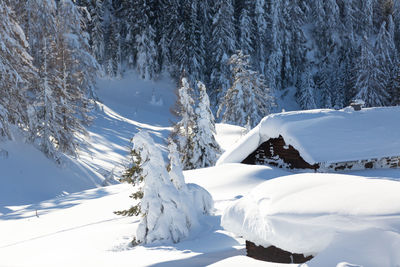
[222,173,400,263]
[217,107,400,171]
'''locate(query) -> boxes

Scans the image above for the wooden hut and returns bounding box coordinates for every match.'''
[217,107,400,172]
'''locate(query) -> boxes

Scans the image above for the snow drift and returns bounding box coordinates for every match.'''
[221,173,400,259]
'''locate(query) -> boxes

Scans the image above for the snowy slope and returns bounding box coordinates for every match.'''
[0,72,176,213]
[218,106,400,165]
[0,164,287,267]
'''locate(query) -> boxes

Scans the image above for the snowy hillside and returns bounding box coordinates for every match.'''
[1,73,400,267]
[0,73,176,209]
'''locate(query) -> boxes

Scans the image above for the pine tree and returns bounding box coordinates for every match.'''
[88,0,105,65]
[136,131,189,244]
[28,0,98,158]
[104,2,121,77]
[238,2,254,57]
[190,82,221,168]
[253,0,267,74]
[209,0,236,106]
[116,131,192,244]
[354,36,389,107]
[375,17,399,105]
[136,24,158,80]
[265,0,283,92]
[171,77,196,170]
[0,0,36,139]
[297,67,317,110]
[120,0,137,69]
[128,0,159,80]
[114,134,147,217]
[219,51,276,128]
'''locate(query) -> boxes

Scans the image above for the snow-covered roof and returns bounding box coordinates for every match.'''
[221,173,400,255]
[217,107,400,165]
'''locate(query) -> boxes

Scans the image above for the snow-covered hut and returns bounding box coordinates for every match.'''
[222,173,400,264]
[217,107,400,171]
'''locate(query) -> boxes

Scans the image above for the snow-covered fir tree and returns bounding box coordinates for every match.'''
[73,0,400,110]
[0,0,35,139]
[116,131,213,245]
[87,0,105,66]
[209,0,236,105]
[238,1,253,57]
[253,0,267,74]
[218,51,276,128]
[297,67,317,110]
[132,0,159,80]
[167,138,187,191]
[128,131,193,244]
[190,82,221,169]
[354,36,389,107]
[265,0,283,93]
[171,77,196,170]
[136,25,158,81]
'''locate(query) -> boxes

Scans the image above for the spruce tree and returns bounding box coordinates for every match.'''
[0,0,36,139]
[219,51,276,128]
[88,0,105,66]
[116,131,193,245]
[297,67,317,110]
[209,0,236,105]
[265,0,283,92]
[171,77,196,170]
[24,0,98,159]
[190,82,221,168]
[354,36,389,107]
[238,2,254,57]
[253,0,267,74]
[375,17,399,104]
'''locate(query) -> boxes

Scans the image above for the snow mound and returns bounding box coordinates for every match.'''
[217,107,400,165]
[221,173,400,256]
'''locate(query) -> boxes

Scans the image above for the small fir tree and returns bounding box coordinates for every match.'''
[114,139,146,217]
[116,131,196,245]
[190,82,221,168]
[297,67,317,110]
[171,76,196,170]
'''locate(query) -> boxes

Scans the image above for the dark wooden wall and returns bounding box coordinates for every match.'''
[241,135,319,170]
[241,135,400,172]
[246,241,313,264]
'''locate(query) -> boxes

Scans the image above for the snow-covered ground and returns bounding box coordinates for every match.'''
[1,72,400,267]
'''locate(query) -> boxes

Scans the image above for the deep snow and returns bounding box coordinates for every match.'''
[1,72,400,267]
[222,173,400,256]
